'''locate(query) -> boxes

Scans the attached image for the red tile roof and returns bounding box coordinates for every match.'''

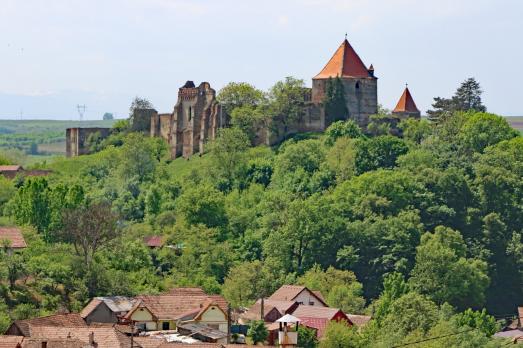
[314,39,373,79]
[143,236,164,248]
[392,87,420,113]
[0,227,27,248]
[300,317,329,337]
[243,299,298,321]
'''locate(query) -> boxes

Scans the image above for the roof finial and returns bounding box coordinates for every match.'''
[345,33,347,40]
[405,82,408,88]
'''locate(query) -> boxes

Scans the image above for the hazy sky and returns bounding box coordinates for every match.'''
[1,0,522,120]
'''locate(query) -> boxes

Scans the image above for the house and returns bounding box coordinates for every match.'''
[241,299,299,323]
[0,227,27,250]
[346,314,371,328]
[268,285,327,307]
[5,313,88,336]
[80,296,137,324]
[0,165,23,179]
[177,323,228,344]
[123,293,228,332]
[143,236,164,249]
[291,305,353,338]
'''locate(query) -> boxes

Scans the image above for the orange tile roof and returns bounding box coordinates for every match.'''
[346,314,371,327]
[392,87,420,113]
[291,305,345,321]
[243,299,297,321]
[126,293,228,321]
[268,285,327,306]
[0,336,24,348]
[0,165,22,172]
[0,227,27,248]
[314,39,373,79]
[80,298,103,318]
[11,313,87,336]
[300,317,329,337]
[26,326,132,348]
[167,287,207,296]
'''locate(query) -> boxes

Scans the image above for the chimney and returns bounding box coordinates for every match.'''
[89,331,98,347]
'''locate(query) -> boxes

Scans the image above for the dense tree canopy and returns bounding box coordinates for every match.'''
[0,86,519,346]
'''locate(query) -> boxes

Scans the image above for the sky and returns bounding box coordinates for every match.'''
[0,0,522,120]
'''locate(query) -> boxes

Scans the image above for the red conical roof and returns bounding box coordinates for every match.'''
[314,39,373,79]
[393,87,420,113]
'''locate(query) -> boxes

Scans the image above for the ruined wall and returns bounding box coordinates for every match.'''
[131,109,157,134]
[150,81,224,159]
[66,127,111,157]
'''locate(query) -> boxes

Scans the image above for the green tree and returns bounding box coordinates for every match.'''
[103,112,114,120]
[208,127,250,190]
[268,76,308,130]
[230,105,267,144]
[298,325,318,348]
[324,120,364,146]
[297,265,365,313]
[12,177,51,238]
[454,77,487,112]
[409,226,490,309]
[324,77,348,123]
[383,292,439,335]
[175,185,227,229]
[427,78,486,122]
[320,321,362,348]
[399,118,432,144]
[459,112,519,154]
[222,260,275,308]
[355,136,408,175]
[217,82,265,115]
[455,308,498,337]
[247,320,268,345]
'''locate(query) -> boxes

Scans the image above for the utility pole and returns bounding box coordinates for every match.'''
[77,104,87,121]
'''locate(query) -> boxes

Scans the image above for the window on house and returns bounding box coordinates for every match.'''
[355,81,360,89]
[188,107,192,122]
[297,301,304,305]
[309,301,314,305]
[162,322,170,330]
[208,324,220,330]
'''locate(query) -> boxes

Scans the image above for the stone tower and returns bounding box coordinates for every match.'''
[312,39,377,128]
[150,81,224,159]
[392,86,421,119]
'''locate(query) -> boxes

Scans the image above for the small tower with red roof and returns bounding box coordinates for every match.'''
[392,85,421,119]
[312,38,378,128]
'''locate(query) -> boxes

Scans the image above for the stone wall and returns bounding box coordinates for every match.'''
[150,81,225,159]
[66,127,111,157]
[312,77,378,128]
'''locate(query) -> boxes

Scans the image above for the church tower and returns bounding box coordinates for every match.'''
[392,85,421,119]
[312,38,377,128]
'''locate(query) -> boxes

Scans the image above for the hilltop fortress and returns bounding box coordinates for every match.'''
[66,38,420,158]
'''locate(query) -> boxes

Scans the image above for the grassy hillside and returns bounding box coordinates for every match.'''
[0,119,116,155]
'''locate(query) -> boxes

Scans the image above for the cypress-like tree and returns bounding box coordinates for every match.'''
[324,77,348,123]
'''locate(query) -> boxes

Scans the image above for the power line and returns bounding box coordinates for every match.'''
[76,104,87,121]
[392,328,476,347]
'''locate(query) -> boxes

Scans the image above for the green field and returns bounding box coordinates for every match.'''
[0,119,116,154]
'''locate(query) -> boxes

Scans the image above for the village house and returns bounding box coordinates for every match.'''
[80,296,138,325]
[0,227,27,252]
[241,299,299,323]
[123,295,228,332]
[0,165,52,179]
[267,285,327,307]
